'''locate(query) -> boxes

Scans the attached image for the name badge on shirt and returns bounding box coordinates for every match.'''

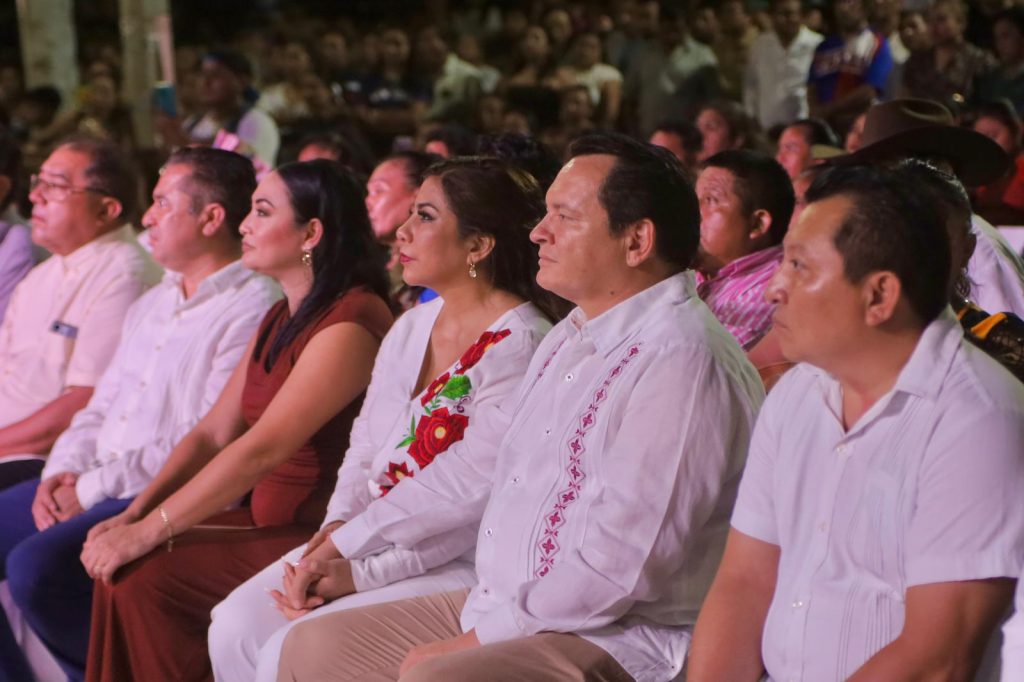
[50,321,78,339]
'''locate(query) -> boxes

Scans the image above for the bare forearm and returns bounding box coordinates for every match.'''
[125,428,223,518]
[847,638,980,682]
[688,582,770,682]
[0,388,93,457]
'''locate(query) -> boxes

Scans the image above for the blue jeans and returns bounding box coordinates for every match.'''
[0,478,131,681]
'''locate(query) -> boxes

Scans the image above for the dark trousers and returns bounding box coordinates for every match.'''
[0,459,44,492]
[0,478,131,681]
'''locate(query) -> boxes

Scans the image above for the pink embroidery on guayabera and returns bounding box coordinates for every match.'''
[534,343,642,578]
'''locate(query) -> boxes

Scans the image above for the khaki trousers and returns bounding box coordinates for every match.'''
[277,588,634,681]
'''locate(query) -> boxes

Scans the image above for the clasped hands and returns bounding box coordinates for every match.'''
[270,520,357,620]
[31,472,84,530]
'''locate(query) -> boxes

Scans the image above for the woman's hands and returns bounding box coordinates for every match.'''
[269,521,355,620]
[81,514,162,584]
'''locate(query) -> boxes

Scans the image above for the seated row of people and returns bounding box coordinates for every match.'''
[0,128,1021,681]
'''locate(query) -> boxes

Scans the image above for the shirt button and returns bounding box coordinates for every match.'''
[512,476,520,485]
[835,443,848,454]
[792,600,804,609]
[564,372,573,382]
[481,587,490,595]
[544,429,551,435]
[484,528,493,537]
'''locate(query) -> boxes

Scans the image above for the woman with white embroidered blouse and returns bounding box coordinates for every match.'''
[208,157,565,682]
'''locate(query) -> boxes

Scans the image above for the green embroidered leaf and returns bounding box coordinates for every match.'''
[439,374,472,400]
[396,435,416,448]
[394,416,418,449]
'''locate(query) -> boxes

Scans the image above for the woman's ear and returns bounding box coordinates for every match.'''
[302,217,325,253]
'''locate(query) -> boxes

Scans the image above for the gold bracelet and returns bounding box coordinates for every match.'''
[157,506,174,552]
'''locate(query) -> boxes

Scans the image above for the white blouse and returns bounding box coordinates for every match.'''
[323,297,551,591]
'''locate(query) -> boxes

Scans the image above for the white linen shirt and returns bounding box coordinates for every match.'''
[41,261,280,509]
[332,273,765,681]
[744,26,823,129]
[323,298,551,592]
[969,214,1024,316]
[732,310,1024,682]
[0,224,161,427]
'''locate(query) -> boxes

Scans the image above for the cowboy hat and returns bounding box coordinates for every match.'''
[832,98,1009,187]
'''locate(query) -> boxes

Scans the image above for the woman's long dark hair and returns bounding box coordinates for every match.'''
[256,160,390,370]
[424,156,570,322]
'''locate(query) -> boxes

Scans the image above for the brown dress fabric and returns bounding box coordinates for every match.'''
[84,290,393,682]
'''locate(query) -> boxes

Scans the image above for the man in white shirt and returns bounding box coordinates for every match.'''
[0,138,161,488]
[688,164,1024,682]
[275,133,765,681]
[745,0,823,130]
[0,147,279,680]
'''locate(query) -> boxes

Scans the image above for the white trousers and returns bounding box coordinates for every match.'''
[208,544,477,682]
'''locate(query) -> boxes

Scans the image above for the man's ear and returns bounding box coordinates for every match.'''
[622,218,658,268]
[97,196,124,223]
[862,270,903,327]
[199,204,228,238]
[749,208,772,243]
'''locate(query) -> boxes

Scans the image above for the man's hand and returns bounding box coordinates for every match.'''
[52,480,85,522]
[399,630,481,676]
[32,472,80,530]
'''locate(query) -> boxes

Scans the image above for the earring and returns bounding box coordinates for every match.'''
[301,250,313,268]
[468,261,478,279]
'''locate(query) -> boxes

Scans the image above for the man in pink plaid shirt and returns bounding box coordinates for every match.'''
[694,150,794,350]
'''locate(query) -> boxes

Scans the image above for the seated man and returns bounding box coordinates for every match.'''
[0,147,279,680]
[695,149,794,350]
[272,133,766,681]
[0,137,161,488]
[688,164,1024,681]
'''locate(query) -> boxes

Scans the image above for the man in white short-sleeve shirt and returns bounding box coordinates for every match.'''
[0,139,161,488]
[273,133,765,682]
[689,163,1024,682]
[0,147,279,681]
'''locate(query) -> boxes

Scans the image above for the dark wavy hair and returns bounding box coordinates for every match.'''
[255,160,390,370]
[423,156,569,321]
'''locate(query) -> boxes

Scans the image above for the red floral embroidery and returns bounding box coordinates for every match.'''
[379,461,414,496]
[456,329,511,374]
[407,407,469,468]
[420,372,451,406]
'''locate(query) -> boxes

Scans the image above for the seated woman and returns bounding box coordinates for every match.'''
[971,99,1024,226]
[695,99,763,163]
[78,160,395,681]
[207,157,562,682]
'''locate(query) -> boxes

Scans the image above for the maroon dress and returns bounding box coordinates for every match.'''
[85,290,393,682]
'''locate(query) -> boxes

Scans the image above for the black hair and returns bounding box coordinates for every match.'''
[22,86,62,112]
[58,135,140,225]
[256,160,390,370]
[897,159,973,300]
[786,118,840,148]
[995,5,1024,36]
[0,133,21,212]
[423,157,569,321]
[203,49,253,78]
[298,132,356,164]
[424,124,479,157]
[476,133,561,191]
[699,99,759,149]
[701,149,795,245]
[972,98,1022,145]
[567,132,700,270]
[805,164,952,324]
[653,120,703,156]
[165,147,256,239]
[383,151,443,192]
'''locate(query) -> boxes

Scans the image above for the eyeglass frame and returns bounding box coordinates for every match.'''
[29,174,110,203]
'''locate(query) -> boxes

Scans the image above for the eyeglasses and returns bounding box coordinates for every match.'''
[29,174,108,203]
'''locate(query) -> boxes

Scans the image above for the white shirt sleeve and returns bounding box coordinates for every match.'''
[71,311,260,509]
[472,345,757,643]
[349,526,478,592]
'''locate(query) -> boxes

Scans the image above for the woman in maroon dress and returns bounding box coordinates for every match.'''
[79,160,393,681]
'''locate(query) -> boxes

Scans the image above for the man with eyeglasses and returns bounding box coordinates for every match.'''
[0,137,160,491]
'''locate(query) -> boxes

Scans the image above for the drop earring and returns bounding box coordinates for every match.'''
[468,261,478,279]
[301,250,313,268]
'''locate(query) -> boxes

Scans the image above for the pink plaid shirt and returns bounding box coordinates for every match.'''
[696,245,782,350]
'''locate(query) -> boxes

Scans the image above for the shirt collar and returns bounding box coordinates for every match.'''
[162,259,255,306]
[60,224,136,271]
[567,272,696,357]
[711,245,783,282]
